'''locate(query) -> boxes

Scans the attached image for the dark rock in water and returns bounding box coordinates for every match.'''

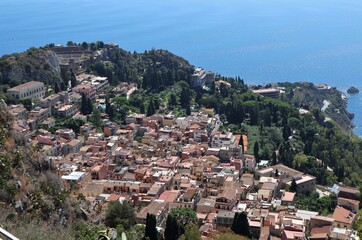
[347,86,359,94]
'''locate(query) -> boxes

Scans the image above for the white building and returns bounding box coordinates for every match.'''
[7,81,45,100]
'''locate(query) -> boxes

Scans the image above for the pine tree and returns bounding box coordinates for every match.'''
[145,213,158,240]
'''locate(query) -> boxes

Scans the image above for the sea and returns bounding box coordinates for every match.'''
[1,0,362,135]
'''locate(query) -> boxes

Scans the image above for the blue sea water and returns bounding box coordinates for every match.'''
[1,0,362,135]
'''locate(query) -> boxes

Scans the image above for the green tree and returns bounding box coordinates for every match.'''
[353,209,362,237]
[86,98,93,115]
[66,40,75,46]
[81,42,88,50]
[140,102,145,114]
[165,208,197,240]
[165,215,178,240]
[19,98,32,111]
[168,93,177,108]
[231,212,250,237]
[180,84,191,108]
[54,83,60,93]
[104,201,135,229]
[271,151,277,165]
[290,179,298,193]
[147,100,156,116]
[186,105,191,116]
[178,223,200,240]
[89,108,101,128]
[253,141,259,163]
[145,213,158,240]
[80,93,87,115]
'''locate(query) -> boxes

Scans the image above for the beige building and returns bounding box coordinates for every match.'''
[7,81,45,100]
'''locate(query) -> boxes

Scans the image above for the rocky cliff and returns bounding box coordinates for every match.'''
[0,48,62,87]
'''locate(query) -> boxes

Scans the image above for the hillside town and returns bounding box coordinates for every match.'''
[4,64,361,240]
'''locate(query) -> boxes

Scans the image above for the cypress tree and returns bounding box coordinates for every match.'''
[140,102,145,114]
[80,93,87,115]
[186,105,191,116]
[145,213,158,240]
[254,141,259,163]
[108,105,115,120]
[54,83,60,93]
[165,215,178,240]
[105,97,110,114]
[290,179,298,193]
[147,100,156,117]
[272,151,277,166]
[86,98,93,115]
[231,212,250,237]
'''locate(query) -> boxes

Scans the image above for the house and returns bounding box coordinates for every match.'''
[252,88,280,98]
[244,154,256,171]
[72,84,96,99]
[197,198,216,214]
[8,104,27,119]
[332,206,355,229]
[287,175,316,194]
[281,191,296,206]
[136,201,169,225]
[215,188,237,210]
[55,104,77,118]
[7,81,45,100]
[337,197,360,213]
[91,164,108,180]
[281,229,304,240]
[63,139,82,155]
[216,210,235,227]
[337,186,360,201]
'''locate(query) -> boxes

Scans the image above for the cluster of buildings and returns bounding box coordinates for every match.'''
[5,73,361,239]
[191,67,215,88]
[7,73,110,132]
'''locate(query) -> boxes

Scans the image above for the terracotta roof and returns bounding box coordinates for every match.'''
[217,187,236,201]
[107,194,120,202]
[333,206,355,224]
[310,225,331,239]
[8,81,43,91]
[338,186,360,194]
[281,192,296,202]
[158,190,180,202]
[183,188,197,200]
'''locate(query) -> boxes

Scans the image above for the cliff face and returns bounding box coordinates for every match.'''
[286,82,352,131]
[0,48,62,87]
